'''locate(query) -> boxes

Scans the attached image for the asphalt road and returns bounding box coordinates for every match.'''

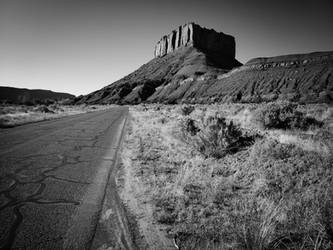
[0,107,129,249]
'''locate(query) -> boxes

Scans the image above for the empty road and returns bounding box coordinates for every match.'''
[0,107,129,249]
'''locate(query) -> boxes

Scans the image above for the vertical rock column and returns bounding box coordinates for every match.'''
[154,41,161,58]
[167,31,177,54]
[160,36,168,56]
[188,23,194,45]
[180,24,189,46]
[180,23,194,47]
[175,26,182,50]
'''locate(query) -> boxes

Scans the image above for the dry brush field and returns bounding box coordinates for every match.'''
[117,102,333,250]
[0,104,115,128]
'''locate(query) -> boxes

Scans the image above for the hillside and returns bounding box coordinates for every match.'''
[0,86,75,104]
[203,51,333,103]
[74,23,333,105]
[75,46,241,104]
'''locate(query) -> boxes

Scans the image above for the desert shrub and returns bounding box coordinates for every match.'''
[49,104,64,112]
[181,118,200,136]
[249,140,332,196]
[182,114,255,158]
[159,117,167,124]
[181,105,195,116]
[154,104,162,111]
[33,105,54,113]
[0,116,12,128]
[225,198,286,250]
[254,102,323,130]
[154,196,177,224]
[196,116,242,158]
[245,139,333,248]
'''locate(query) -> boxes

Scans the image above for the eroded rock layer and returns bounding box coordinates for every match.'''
[154,23,235,60]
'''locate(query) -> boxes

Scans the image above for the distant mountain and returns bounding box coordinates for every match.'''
[0,86,75,104]
[74,23,333,104]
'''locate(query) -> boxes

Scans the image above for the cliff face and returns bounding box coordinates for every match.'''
[154,23,235,59]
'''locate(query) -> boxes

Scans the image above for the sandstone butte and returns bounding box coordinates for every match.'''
[74,23,333,105]
[154,22,235,60]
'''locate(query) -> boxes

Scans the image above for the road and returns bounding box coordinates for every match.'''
[0,107,129,249]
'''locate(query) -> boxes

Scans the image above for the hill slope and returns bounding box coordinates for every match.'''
[75,46,241,104]
[75,49,333,104]
[203,51,333,103]
[0,86,75,104]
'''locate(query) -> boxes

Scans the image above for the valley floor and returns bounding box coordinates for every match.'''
[117,102,333,249]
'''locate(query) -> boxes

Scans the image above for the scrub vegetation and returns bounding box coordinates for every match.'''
[117,102,333,249]
[0,104,114,128]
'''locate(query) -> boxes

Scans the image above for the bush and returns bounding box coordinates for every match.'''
[254,102,323,130]
[154,196,177,224]
[181,118,200,136]
[159,117,167,124]
[182,114,255,158]
[33,105,55,113]
[245,139,333,249]
[181,105,195,116]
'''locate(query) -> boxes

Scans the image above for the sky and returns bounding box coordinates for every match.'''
[0,0,332,96]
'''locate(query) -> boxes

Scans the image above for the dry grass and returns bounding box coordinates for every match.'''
[118,103,333,249]
[0,104,115,128]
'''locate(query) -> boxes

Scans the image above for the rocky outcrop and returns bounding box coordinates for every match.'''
[154,23,235,59]
[74,23,333,105]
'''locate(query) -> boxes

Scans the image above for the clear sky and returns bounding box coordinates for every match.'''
[0,0,332,96]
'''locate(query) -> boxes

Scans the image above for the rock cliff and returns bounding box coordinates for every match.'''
[73,24,333,105]
[154,23,235,60]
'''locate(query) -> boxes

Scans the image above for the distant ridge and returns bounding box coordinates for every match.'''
[0,86,75,104]
[74,23,333,105]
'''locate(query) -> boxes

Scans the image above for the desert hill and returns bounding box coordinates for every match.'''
[75,23,333,104]
[75,45,241,105]
[0,86,75,105]
[201,51,333,103]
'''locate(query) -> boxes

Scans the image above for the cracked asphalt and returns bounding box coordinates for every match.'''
[0,107,128,249]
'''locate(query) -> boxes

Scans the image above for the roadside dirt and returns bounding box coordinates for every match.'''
[90,113,148,250]
[115,114,177,250]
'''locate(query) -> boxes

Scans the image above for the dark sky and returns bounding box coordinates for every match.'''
[1,0,332,95]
